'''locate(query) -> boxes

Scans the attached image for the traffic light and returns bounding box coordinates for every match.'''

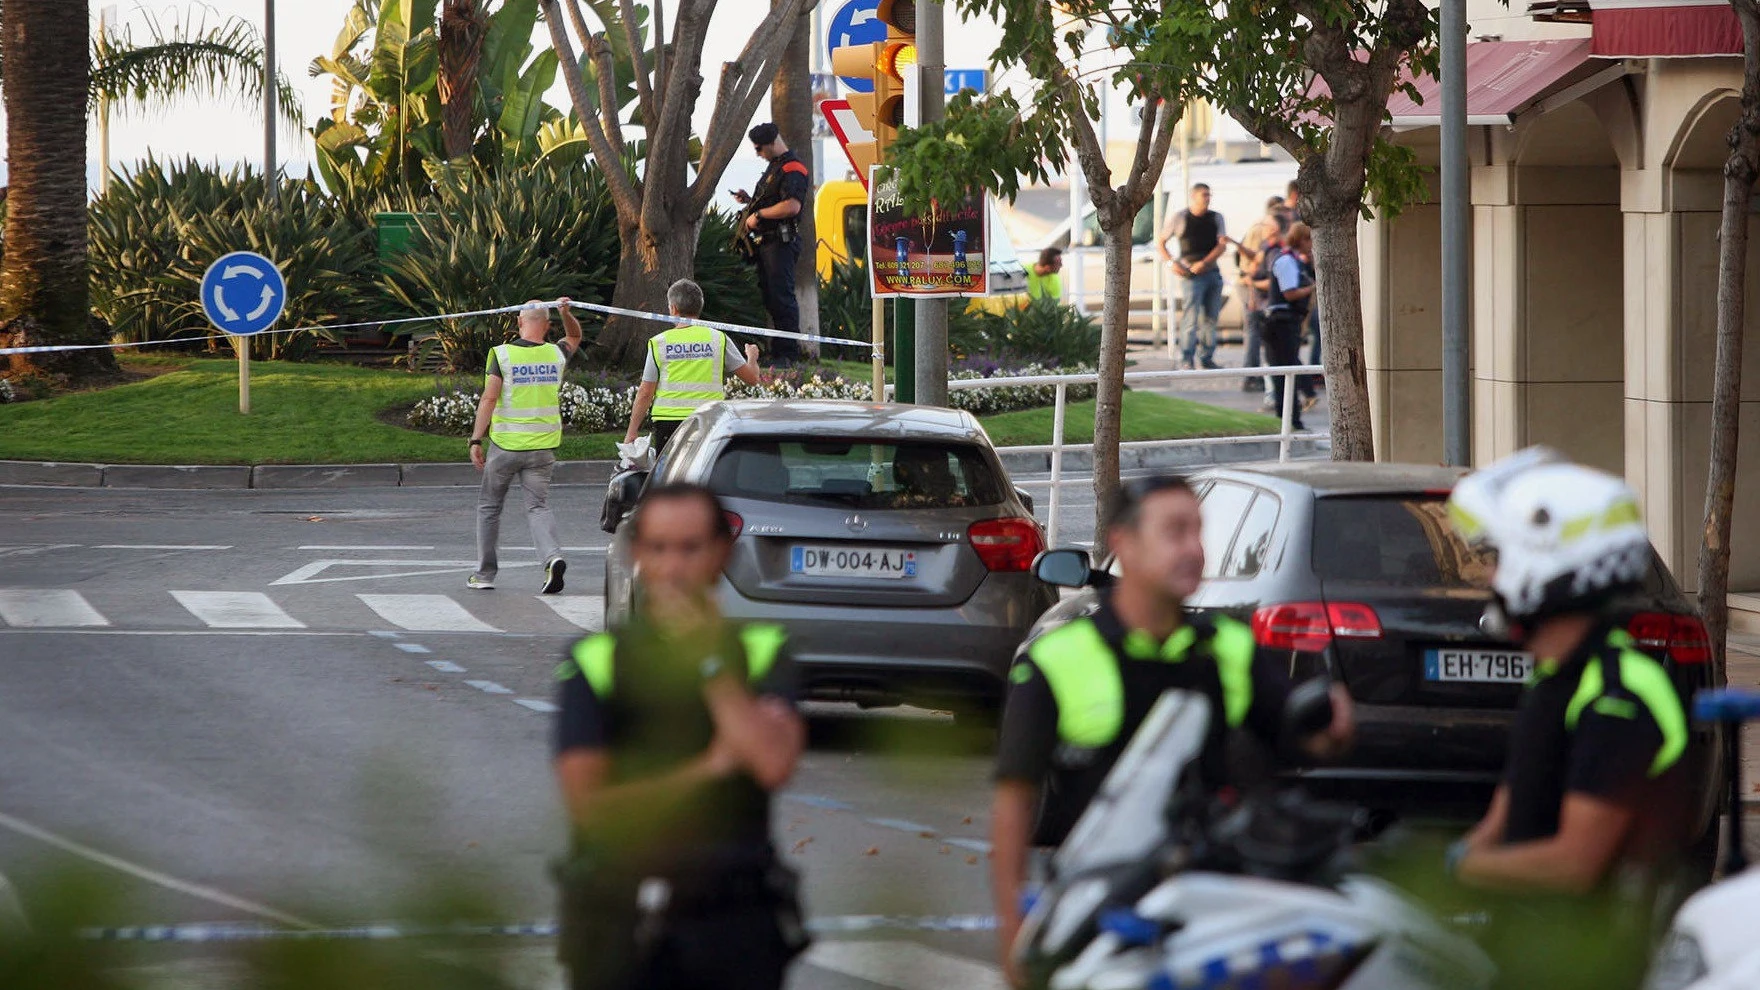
[828,0,917,176]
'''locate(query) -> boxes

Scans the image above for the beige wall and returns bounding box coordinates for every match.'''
[1363,171,1448,464]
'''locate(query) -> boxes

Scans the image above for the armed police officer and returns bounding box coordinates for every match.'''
[990,476,1356,986]
[733,122,811,366]
[622,279,762,454]
[554,482,807,990]
[1443,448,1696,988]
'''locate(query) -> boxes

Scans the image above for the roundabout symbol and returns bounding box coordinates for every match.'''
[200,251,286,336]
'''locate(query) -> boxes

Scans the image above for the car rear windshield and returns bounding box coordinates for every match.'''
[1312,496,1495,588]
[708,438,1006,509]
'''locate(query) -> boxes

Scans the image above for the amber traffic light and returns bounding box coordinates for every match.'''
[828,0,918,177]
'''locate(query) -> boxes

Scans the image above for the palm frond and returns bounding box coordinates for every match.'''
[89,8,304,131]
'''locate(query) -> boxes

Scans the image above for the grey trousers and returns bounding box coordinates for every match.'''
[475,441,562,580]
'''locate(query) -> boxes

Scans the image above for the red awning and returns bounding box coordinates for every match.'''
[1385,39,1595,126]
[1590,2,1741,57]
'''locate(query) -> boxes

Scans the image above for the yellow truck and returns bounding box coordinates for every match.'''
[813,178,1029,313]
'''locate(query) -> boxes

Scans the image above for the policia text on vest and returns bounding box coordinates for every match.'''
[468,299,582,593]
[624,279,762,453]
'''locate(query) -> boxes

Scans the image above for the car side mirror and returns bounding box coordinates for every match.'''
[1034,548,1094,588]
[601,470,649,534]
[1016,487,1035,514]
[1283,677,1336,740]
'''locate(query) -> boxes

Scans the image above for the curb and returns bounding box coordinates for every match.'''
[0,458,619,491]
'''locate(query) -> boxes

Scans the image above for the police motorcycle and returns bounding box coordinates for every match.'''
[1643,688,1760,990]
[1014,681,1496,990]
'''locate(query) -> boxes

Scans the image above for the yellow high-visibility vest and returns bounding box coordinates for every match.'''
[649,325,728,422]
[487,342,564,450]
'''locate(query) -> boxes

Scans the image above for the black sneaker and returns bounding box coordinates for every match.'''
[542,557,567,595]
[1242,379,1265,392]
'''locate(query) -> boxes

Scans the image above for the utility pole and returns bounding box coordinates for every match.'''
[264,0,278,202]
[97,6,118,195]
[1440,0,1469,465]
[913,0,948,406]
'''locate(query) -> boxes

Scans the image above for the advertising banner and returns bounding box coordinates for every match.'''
[867,166,989,298]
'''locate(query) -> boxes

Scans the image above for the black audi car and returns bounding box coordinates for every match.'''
[1019,462,1725,838]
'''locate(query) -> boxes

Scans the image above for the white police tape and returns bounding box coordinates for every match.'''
[0,299,873,357]
[80,914,995,943]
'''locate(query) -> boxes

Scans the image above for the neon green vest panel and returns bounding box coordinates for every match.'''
[1561,629,1689,778]
[650,326,727,422]
[567,623,788,697]
[1024,614,1257,749]
[487,342,564,450]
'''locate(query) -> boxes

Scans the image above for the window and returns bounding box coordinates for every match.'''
[708,438,1005,510]
[1311,497,1494,587]
[1221,492,1280,578]
[844,206,868,262]
[1198,481,1257,580]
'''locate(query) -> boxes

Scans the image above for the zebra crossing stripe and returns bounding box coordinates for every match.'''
[356,594,500,633]
[539,595,605,631]
[170,591,304,629]
[0,589,109,627]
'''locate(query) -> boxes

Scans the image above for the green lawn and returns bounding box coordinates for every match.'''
[0,360,1277,465]
[0,359,618,465]
[979,391,1282,447]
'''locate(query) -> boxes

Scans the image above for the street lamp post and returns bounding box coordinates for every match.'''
[1441,0,1469,465]
[264,0,277,202]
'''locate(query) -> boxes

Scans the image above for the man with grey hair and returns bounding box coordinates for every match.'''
[468,297,583,593]
[623,279,762,454]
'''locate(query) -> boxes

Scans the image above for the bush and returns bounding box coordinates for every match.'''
[945,362,1097,416]
[966,296,1101,367]
[0,378,15,403]
[88,157,386,359]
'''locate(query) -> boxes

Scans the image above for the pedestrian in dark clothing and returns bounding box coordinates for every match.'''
[1232,198,1287,394]
[554,483,809,990]
[734,123,811,367]
[1257,222,1316,430]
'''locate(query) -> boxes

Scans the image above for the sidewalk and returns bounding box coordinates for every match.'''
[1727,633,1760,802]
[1126,333,1335,432]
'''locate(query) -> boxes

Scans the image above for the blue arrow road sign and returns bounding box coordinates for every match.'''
[827,0,887,94]
[200,251,286,336]
[945,69,987,95]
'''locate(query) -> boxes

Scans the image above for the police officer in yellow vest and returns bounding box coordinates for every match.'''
[469,298,582,594]
[554,482,807,990]
[991,476,1356,987]
[623,279,762,455]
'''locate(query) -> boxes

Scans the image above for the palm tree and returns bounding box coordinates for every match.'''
[439,0,490,162]
[1,0,110,382]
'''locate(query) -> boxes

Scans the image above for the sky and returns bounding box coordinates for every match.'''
[0,0,1029,209]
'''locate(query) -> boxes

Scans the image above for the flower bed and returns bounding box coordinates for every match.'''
[403,361,1098,436]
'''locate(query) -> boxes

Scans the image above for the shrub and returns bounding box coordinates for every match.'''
[0,378,15,403]
[965,296,1101,367]
[87,157,386,359]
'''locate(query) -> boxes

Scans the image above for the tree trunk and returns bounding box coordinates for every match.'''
[1,0,114,383]
[1308,216,1374,461]
[1092,214,1136,536]
[772,0,819,345]
[1697,1,1760,677]
[438,0,488,162]
[598,215,703,370]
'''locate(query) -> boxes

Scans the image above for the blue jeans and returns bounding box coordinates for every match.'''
[1180,268,1224,366]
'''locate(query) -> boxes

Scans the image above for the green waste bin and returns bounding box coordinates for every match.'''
[374,212,437,269]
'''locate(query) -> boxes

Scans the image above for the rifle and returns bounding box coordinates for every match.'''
[731,189,760,265]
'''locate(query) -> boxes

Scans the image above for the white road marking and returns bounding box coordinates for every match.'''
[514,699,559,713]
[0,809,312,928]
[0,544,81,557]
[394,643,432,654]
[805,940,1006,990]
[0,868,29,934]
[357,594,500,633]
[539,595,605,631]
[464,680,513,695]
[272,559,537,586]
[93,545,232,551]
[0,589,110,627]
[425,660,466,674]
[0,629,363,638]
[297,545,436,551]
[169,591,304,629]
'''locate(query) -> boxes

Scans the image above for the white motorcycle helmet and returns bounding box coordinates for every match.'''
[1447,446,1652,623]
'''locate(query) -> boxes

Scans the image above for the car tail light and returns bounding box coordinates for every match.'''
[1628,612,1710,665]
[723,510,744,540]
[1252,601,1383,651]
[968,517,1044,572]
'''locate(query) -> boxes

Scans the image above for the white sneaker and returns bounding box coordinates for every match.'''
[466,574,495,590]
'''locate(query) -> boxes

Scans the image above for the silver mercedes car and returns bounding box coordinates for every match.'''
[601,399,1056,722]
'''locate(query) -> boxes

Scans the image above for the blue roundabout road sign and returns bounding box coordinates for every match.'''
[200,251,287,336]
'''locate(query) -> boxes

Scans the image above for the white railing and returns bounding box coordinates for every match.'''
[892,364,1327,546]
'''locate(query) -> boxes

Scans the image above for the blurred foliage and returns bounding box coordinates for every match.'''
[959,296,1101,368]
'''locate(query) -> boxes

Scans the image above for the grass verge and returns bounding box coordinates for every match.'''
[978,391,1282,447]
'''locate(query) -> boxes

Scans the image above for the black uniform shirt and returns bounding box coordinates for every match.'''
[994,596,1293,847]
[1501,624,1677,846]
[555,616,799,873]
[752,151,810,232]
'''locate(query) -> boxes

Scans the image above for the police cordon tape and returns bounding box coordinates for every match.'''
[80,914,995,943]
[0,300,874,357]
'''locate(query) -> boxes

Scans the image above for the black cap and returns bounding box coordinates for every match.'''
[748,122,780,146]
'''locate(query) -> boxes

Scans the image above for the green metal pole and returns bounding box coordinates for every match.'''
[893,298,916,404]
